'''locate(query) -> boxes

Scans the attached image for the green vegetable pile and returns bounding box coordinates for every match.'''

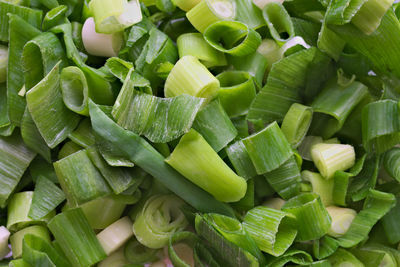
[1,0,400,266]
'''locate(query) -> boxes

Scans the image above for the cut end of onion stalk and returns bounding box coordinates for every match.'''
[97,216,134,255]
[326,206,357,238]
[311,143,356,179]
[252,0,284,10]
[174,0,202,11]
[0,226,10,260]
[82,17,123,58]
[0,44,8,83]
[186,0,236,33]
[164,55,220,101]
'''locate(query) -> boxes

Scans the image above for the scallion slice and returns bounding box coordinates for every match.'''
[326,206,356,238]
[0,227,10,260]
[0,45,8,84]
[97,216,133,255]
[10,225,51,259]
[281,103,313,148]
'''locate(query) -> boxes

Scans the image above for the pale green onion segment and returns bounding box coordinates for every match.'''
[10,225,51,259]
[97,216,134,255]
[132,195,188,249]
[82,17,123,57]
[164,55,220,101]
[0,45,8,83]
[165,129,247,202]
[174,0,202,11]
[301,171,333,206]
[253,0,284,10]
[186,0,236,33]
[0,226,10,260]
[326,206,356,238]
[311,143,356,179]
[281,103,313,148]
[89,0,142,34]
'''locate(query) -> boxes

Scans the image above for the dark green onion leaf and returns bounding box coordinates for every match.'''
[226,140,258,180]
[328,248,364,266]
[42,5,68,31]
[228,52,268,88]
[383,147,400,183]
[104,57,134,82]
[382,196,400,245]
[267,249,313,267]
[48,208,107,267]
[68,118,95,148]
[10,225,51,259]
[124,237,159,265]
[233,0,264,30]
[0,132,36,207]
[313,236,339,260]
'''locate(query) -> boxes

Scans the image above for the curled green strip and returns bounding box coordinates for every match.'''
[168,231,199,267]
[281,103,313,148]
[262,2,294,44]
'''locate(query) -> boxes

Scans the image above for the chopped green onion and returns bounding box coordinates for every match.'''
[256,39,282,71]
[298,136,323,161]
[301,171,334,206]
[82,18,123,57]
[267,249,313,267]
[174,0,201,11]
[242,121,293,174]
[311,143,356,179]
[104,57,134,82]
[166,129,246,202]
[328,248,364,267]
[313,235,339,260]
[382,196,400,244]
[42,5,68,31]
[177,33,227,68]
[132,195,187,249]
[226,140,258,180]
[124,237,159,265]
[0,227,10,260]
[253,0,284,10]
[243,206,297,256]
[168,231,199,267]
[281,103,313,148]
[0,45,8,83]
[89,0,142,34]
[228,51,268,87]
[164,55,220,101]
[204,21,262,56]
[383,147,400,183]
[97,216,133,255]
[282,193,331,241]
[186,0,236,33]
[326,206,356,238]
[263,198,286,210]
[98,247,129,267]
[10,225,51,259]
[234,0,265,30]
[58,141,83,159]
[262,2,294,44]
[68,118,95,148]
[48,208,107,267]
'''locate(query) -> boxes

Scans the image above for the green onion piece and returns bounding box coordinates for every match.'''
[26,62,80,148]
[42,5,68,31]
[10,226,50,259]
[382,196,400,245]
[317,22,345,61]
[0,227,10,260]
[262,2,294,44]
[204,21,262,56]
[48,208,107,267]
[90,101,235,216]
[253,0,284,10]
[311,143,355,179]
[301,171,333,206]
[166,129,246,202]
[216,71,257,118]
[21,32,67,91]
[0,1,42,42]
[192,99,237,152]
[177,33,227,68]
[97,216,133,255]
[168,231,199,267]
[243,122,293,174]
[186,0,236,33]
[174,0,201,11]
[228,51,268,88]
[193,242,220,267]
[22,234,71,267]
[383,148,400,183]
[267,249,313,267]
[89,0,142,34]
[362,100,400,154]
[263,198,286,210]
[226,140,258,180]
[104,57,134,82]
[243,206,297,256]
[337,189,395,248]
[231,178,255,211]
[29,156,58,184]
[247,47,317,124]
[124,237,159,265]
[79,196,127,230]
[82,17,123,57]
[164,55,220,101]
[298,136,323,161]
[96,132,135,168]
[7,14,41,126]
[112,76,204,143]
[351,245,397,267]
[0,45,8,83]
[68,118,95,148]
[54,149,111,207]
[328,248,364,267]
[58,141,83,159]
[313,236,339,260]
[195,213,260,266]
[9,259,32,267]
[257,39,282,71]
[28,176,65,220]
[98,247,129,267]
[234,0,264,30]
[0,83,9,133]
[310,79,368,139]
[21,108,51,163]
[326,206,356,238]
[133,195,187,249]
[0,132,36,207]
[282,193,331,241]
[7,192,55,232]
[264,156,301,200]
[281,103,313,148]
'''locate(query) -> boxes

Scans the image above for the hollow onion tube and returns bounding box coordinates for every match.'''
[124,237,159,265]
[282,193,331,241]
[89,0,142,34]
[311,143,355,180]
[132,195,188,249]
[216,71,257,117]
[82,18,123,57]
[326,206,356,238]
[174,0,201,11]
[164,56,220,101]
[262,2,294,44]
[186,0,236,33]
[301,171,333,206]
[177,33,227,68]
[168,231,199,267]
[281,103,313,148]
[0,45,7,83]
[0,227,10,260]
[10,225,51,259]
[204,21,262,56]
[165,129,247,202]
[243,206,297,256]
[97,216,133,255]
